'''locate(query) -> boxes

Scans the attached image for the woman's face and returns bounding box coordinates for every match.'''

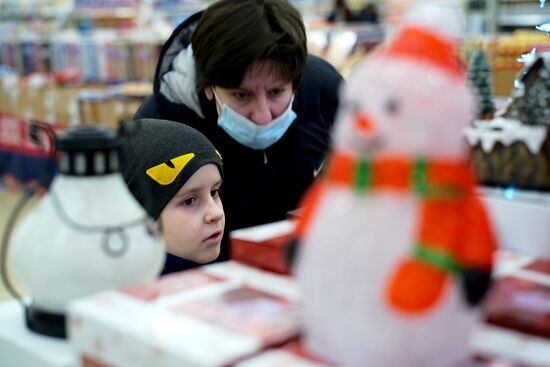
[207,61,294,125]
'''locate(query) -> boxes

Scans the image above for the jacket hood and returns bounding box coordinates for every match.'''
[154,12,204,118]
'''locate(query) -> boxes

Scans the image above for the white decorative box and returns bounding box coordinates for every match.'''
[479,187,550,259]
[68,261,302,367]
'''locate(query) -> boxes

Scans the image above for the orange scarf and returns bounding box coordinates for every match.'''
[296,153,495,312]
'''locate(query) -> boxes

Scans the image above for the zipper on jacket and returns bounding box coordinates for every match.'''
[263,151,268,165]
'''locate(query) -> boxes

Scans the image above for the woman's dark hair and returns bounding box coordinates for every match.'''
[191,0,307,91]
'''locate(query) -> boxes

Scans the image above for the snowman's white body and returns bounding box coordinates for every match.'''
[297,188,477,367]
[295,4,483,366]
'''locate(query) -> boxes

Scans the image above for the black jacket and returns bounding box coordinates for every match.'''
[135,11,343,268]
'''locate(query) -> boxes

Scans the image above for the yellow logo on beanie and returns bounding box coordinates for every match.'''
[146,153,195,185]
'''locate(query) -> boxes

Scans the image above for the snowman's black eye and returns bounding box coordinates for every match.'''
[385,98,400,115]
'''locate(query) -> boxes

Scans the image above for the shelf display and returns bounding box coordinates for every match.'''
[466,0,550,193]
[497,0,550,28]
[0,0,73,17]
[306,24,384,77]
[492,30,550,72]
[0,30,161,83]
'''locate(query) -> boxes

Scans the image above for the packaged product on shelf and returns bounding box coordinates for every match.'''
[108,81,152,123]
[305,25,384,75]
[74,0,138,10]
[0,42,16,70]
[19,32,40,75]
[77,89,111,126]
[50,31,83,82]
[126,30,160,82]
[2,0,73,13]
[129,42,158,81]
[80,35,102,83]
[106,40,130,83]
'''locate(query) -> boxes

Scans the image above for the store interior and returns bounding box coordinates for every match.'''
[2,0,550,366]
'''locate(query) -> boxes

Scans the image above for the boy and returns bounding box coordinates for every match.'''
[118,118,224,275]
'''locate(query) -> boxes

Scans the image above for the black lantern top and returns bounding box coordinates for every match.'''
[56,126,120,176]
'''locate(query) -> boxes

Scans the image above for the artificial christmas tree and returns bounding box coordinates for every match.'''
[468,48,495,120]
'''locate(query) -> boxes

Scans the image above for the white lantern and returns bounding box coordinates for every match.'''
[7,125,165,338]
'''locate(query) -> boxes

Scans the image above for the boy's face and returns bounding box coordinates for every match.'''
[159,164,224,264]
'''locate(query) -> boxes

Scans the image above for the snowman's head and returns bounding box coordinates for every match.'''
[332,4,474,161]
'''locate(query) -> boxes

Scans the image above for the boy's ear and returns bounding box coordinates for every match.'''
[204,86,214,101]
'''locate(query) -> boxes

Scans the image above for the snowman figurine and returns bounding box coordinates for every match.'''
[294,4,496,367]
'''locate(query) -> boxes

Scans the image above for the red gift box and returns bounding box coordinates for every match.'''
[230,220,296,275]
[471,258,550,366]
[483,259,550,338]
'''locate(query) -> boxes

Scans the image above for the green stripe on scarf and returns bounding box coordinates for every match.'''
[355,158,370,192]
[413,158,462,200]
[411,244,461,274]
[413,159,428,195]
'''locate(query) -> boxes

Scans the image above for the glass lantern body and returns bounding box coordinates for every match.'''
[9,172,165,314]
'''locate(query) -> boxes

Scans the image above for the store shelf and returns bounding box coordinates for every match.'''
[72,7,137,19]
[0,9,71,21]
[499,14,550,26]
[495,0,550,30]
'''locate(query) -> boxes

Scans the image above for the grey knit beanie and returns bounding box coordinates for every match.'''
[118,118,223,220]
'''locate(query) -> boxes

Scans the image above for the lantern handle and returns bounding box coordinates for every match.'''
[0,186,37,308]
[1,120,57,308]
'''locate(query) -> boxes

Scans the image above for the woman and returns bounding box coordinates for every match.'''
[135,0,343,262]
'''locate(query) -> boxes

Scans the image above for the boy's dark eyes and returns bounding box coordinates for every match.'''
[179,188,220,207]
[182,197,197,206]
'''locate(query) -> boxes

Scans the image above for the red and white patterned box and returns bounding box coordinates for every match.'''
[68,261,302,367]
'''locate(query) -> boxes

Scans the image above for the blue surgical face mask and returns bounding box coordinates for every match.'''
[212,89,297,150]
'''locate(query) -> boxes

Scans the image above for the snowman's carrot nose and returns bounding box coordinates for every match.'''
[354,113,373,133]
